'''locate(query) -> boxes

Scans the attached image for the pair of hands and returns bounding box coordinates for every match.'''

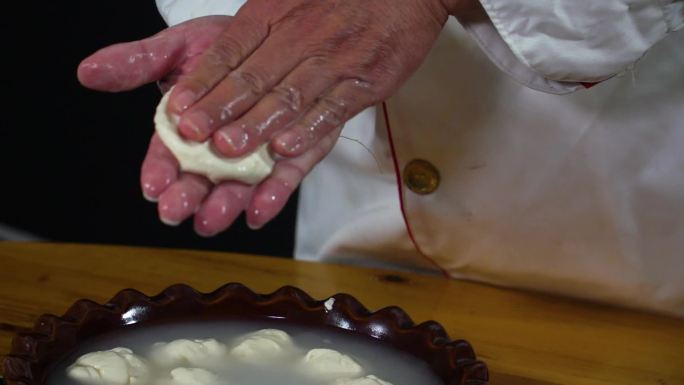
[78,0,468,236]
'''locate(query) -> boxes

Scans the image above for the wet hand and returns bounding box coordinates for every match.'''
[165,0,453,159]
[78,16,343,234]
[78,0,467,235]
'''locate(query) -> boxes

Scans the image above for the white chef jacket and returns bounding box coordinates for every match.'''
[156,0,684,316]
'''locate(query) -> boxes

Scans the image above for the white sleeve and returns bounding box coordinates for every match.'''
[155,0,246,26]
[460,0,683,94]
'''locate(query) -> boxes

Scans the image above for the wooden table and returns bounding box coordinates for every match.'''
[1,242,682,385]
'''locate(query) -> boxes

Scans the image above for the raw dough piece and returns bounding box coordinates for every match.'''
[67,347,149,385]
[150,339,227,368]
[154,90,274,184]
[300,348,363,379]
[335,375,393,385]
[162,368,219,385]
[230,329,294,361]
[324,298,335,311]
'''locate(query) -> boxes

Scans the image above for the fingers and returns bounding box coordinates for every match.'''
[210,59,339,156]
[193,182,253,237]
[77,16,233,92]
[78,30,188,92]
[175,26,314,143]
[140,134,179,202]
[246,126,343,229]
[142,135,249,233]
[143,125,342,233]
[272,79,374,157]
[166,15,269,115]
[157,174,212,226]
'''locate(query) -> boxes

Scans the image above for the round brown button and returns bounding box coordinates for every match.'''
[403,159,440,195]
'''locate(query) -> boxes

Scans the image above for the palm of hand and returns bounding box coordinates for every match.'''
[78,0,449,236]
[79,16,338,234]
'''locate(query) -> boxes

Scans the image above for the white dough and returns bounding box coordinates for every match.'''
[230,329,294,361]
[67,347,149,385]
[335,375,393,385]
[150,339,227,368]
[300,348,363,380]
[154,90,275,184]
[324,298,335,311]
[65,330,395,385]
[162,368,220,385]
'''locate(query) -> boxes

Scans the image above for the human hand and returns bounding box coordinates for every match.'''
[79,16,340,234]
[78,0,467,235]
[164,0,454,160]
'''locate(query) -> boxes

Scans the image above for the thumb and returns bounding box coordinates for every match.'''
[77,30,186,92]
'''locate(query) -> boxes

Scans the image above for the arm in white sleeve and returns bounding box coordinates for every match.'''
[459,0,683,93]
[156,0,246,26]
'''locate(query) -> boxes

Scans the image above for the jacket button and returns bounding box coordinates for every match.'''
[403,159,440,195]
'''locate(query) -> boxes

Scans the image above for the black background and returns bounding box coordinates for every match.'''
[1,1,297,257]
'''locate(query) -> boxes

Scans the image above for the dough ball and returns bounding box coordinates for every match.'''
[67,347,149,385]
[150,339,227,368]
[230,329,294,361]
[300,348,363,380]
[335,375,393,385]
[162,368,220,385]
[154,89,274,184]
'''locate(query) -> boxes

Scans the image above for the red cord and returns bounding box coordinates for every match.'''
[381,102,450,279]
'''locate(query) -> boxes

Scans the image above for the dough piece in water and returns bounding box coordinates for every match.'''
[161,368,220,385]
[300,348,363,380]
[67,347,149,385]
[154,90,275,184]
[335,375,393,385]
[150,339,227,368]
[230,329,294,361]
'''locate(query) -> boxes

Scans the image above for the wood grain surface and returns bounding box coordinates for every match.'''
[0,242,682,385]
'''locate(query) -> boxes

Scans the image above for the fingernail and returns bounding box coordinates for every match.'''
[173,89,197,111]
[218,129,249,152]
[247,208,264,230]
[160,216,181,226]
[247,222,263,230]
[180,111,212,140]
[159,202,181,226]
[195,225,217,237]
[143,192,158,203]
[196,230,215,238]
[275,133,303,154]
[142,182,158,202]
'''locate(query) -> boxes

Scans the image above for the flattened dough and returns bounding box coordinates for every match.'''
[230,328,295,361]
[154,90,274,184]
[162,368,220,385]
[300,348,363,379]
[150,339,227,368]
[335,375,393,385]
[67,347,149,385]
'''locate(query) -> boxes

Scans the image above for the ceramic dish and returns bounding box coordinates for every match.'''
[3,283,488,385]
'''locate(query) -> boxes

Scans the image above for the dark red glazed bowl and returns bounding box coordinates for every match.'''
[3,283,488,385]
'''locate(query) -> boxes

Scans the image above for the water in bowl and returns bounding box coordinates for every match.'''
[47,320,443,385]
